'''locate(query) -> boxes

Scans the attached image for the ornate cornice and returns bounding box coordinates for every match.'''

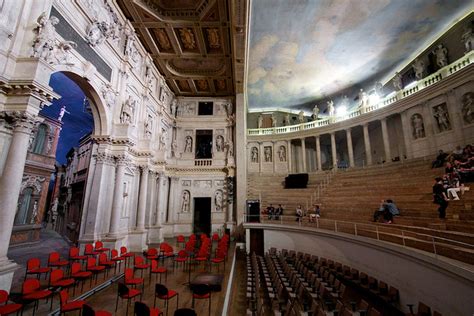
[0,80,58,102]
[91,136,136,147]
[0,111,38,133]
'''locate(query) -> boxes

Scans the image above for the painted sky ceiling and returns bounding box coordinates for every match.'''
[247,0,473,111]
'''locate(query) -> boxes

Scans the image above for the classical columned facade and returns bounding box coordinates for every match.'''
[247,62,474,174]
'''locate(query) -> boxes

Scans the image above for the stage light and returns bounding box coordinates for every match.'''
[336,105,347,117]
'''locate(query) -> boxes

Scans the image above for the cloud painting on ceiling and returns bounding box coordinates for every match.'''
[247,0,473,110]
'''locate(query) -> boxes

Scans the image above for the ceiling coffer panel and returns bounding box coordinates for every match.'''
[117,0,236,97]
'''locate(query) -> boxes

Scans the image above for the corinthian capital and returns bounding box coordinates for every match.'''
[0,111,37,133]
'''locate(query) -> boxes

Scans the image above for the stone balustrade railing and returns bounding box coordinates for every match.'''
[247,51,473,136]
[194,159,213,166]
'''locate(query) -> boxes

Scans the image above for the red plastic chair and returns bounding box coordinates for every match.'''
[86,257,106,284]
[154,284,178,316]
[98,253,115,277]
[134,301,163,316]
[59,289,86,313]
[176,235,186,248]
[82,304,112,316]
[94,241,110,253]
[111,249,125,273]
[71,262,92,293]
[211,233,220,242]
[0,290,22,316]
[150,260,167,284]
[124,268,144,292]
[174,250,189,271]
[210,250,226,272]
[69,247,87,263]
[48,252,69,269]
[115,283,141,315]
[84,244,99,257]
[192,284,211,315]
[145,248,159,261]
[24,258,50,280]
[133,256,150,278]
[50,269,75,289]
[120,246,134,267]
[22,279,53,314]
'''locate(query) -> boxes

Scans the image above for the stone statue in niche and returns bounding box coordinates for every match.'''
[461,92,474,124]
[412,58,425,80]
[411,114,425,139]
[159,129,167,150]
[258,115,263,128]
[433,44,448,68]
[144,115,152,138]
[181,190,190,212]
[120,96,135,124]
[170,100,177,117]
[225,140,234,158]
[278,145,286,162]
[184,136,193,153]
[214,190,223,212]
[393,72,403,91]
[215,135,224,152]
[312,105,319,120]
[461,25,474,54]
[171,140,178,158]
[30,200,38,224]
[101,83,117,108]
[32,12,59,59]
[284,113,291,126]
[264,146,272,162]
[271,114,277,127]
[251,147,259,163]
[433,104,451,132]
[327,100,335,116]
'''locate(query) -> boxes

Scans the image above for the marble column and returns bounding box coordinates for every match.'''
[235,93,246,225]
[0,113,35,284]
[330,132,337,168]
[400,111,413,159]
[147,172,158,227]
[136,166,149,230]
[315,136,322,171]
[108,156,127,235]
[346,128,355,167]
[287,140,292,173]
[167,177,178,223]
[381,118,391,162]
[156,174,168,226]
[363,123,372,166]
[259,142,264,172]
[301,138,307,172]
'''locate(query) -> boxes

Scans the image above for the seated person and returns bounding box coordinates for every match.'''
[432,150,448,168]
[373,199,399,223]
[309,204,321,222]
[275,204,283,220]
[442,174,460,200]
[266,204,275,220]
[295,205,303,222]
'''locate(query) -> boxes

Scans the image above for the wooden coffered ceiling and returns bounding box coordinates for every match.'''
[117,0,248,97]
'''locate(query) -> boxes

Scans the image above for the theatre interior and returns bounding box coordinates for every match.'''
[0,0,474,315]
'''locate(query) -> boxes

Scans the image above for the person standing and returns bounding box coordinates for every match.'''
[295,205,303,222]
[275,204,283,220]
[433,177,448,219]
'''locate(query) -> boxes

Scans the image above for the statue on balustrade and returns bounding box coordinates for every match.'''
[284,113,291,126]
[271,114,277,127]
[327,100,335,116]
[462,92,474,124]
[358,89,369,112]
[258,115,263,128]
[411,114,425,139]
[298,111,305,123]
[181,190,190,212]
[251,147,259,163]
[215,135,224,152]
[184,136,193,152]
[461,25,474,54]
[433,105,451,132]
[278,145,287,162]
[312,105,319,120]
[412,58,425,80]
[264,146,272,162]
[433,44,448,68]
[393,72,403,91]
[375,82,384,97]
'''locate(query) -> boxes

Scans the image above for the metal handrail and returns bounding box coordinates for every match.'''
[243,214,474,260]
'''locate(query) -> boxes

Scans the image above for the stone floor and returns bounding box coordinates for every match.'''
[7,229,235,316]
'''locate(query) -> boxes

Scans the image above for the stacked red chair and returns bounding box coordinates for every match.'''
[24,258,50,280]
[69,247,87,265]
[134,256,150,278]
[98,253,115,277]
[0,290,22,316]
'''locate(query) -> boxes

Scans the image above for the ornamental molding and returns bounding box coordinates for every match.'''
[21,174,46,193]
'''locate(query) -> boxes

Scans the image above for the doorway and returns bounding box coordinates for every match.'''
[193,197,212,236]
[195,130,213,159]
